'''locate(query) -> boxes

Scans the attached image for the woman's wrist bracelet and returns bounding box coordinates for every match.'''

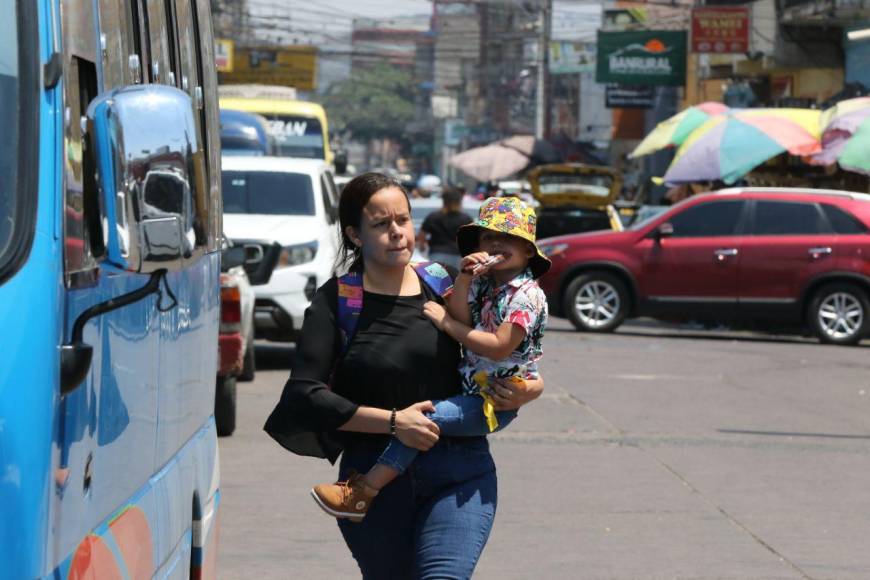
[389,408,397,436]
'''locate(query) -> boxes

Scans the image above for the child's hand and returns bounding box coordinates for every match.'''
[422,300,450,330]
[460,252,493,277]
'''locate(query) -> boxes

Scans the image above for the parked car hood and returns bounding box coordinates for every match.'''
[223,213,327,245]
[539,228,636,247]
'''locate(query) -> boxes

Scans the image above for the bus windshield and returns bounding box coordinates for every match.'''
[265,115,325,159]
[221,170,316,215]
[0,0,20,274]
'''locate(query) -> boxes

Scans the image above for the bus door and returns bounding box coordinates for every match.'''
[54,0,162,569]
[52,0,221,576]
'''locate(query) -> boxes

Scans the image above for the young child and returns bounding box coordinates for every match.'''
[311,196,550,521]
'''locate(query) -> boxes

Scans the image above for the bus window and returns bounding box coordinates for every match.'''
[0,2,17,266]
[267,115,325,159]
[163,0,181,87]
[131,0,148,82]
[145,0,171,84]
[97,0,128,88]
[193,0,222,250]
[0,0,37,286]
[175,0,210,250]
[62,0,104,287]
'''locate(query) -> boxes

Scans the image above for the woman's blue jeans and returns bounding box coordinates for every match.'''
[337,436,498,579]
[378,395,517,474]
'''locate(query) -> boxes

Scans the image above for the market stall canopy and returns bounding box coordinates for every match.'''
[449,136,562,182]
[662,109,822,185]
[630,101,729,159]
[811,97,870,174]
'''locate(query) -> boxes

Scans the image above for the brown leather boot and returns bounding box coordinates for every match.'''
[310,471,379,522]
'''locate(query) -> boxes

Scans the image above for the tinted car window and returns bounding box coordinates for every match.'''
[752,201,829,235]
[537,208,612,240]
[221,171,315,215]
[821,204,868,234]
[668,200,744,237]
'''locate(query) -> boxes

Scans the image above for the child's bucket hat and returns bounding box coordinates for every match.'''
[457,196,551,279]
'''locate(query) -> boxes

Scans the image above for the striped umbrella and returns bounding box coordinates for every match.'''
[630,102,729,158]
[662,108,822,185]
[811,97,870,173]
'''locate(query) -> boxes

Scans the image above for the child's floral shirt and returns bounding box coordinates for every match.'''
[459,268,548,394]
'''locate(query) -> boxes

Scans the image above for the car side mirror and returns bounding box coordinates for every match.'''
[87,85,203,273]
[221,244,264,271]
[653,222,674,241]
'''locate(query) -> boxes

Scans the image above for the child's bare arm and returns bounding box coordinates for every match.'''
[447,273,473,325]
[423,302,525,360]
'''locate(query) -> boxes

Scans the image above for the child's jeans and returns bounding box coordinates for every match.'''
[376,394,518,474]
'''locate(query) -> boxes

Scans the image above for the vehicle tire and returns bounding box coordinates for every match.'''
[807,282,870,346]
[238,337,256,382]
[215,376,237,437]
[563,272,630,333]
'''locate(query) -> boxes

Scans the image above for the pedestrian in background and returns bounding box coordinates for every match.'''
[418,186,472,269]
[264,173,543,579]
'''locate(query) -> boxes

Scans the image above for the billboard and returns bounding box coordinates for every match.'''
[596,30,687,86]
[691,7,750,54]
[219,45,317,91]
[550,41,596,74]
[215,39,234,72]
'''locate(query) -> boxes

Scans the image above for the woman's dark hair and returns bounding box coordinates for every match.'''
[335,172,410,272]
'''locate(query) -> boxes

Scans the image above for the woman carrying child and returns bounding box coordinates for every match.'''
[265,174,548,579]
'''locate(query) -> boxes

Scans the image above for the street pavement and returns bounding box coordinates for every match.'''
[217,318,870,579]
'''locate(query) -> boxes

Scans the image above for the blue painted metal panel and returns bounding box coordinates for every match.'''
[0,0,222,576]
[0,0,61,576]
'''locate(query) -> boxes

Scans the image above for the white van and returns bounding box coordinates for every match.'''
[221,157,340,341]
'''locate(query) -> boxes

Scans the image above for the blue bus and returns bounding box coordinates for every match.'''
[1,0,225,577]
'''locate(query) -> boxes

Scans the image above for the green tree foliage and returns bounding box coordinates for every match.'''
[320,64,415,144]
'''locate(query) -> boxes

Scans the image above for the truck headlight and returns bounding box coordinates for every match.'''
[278,241,318,268]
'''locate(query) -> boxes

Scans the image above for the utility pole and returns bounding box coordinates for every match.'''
[535,0,552,139]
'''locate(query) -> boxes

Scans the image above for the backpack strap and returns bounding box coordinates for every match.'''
[336,270,364,356]
[336,262,454,356]
[411,261,454,300]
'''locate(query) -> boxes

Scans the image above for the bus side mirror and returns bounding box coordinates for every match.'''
[87,85,201,274]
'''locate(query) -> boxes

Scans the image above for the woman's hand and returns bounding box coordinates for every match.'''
[484,376,544,411]
[395,401,440,451]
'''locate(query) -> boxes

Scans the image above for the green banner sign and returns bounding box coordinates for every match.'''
[596,30,687,86]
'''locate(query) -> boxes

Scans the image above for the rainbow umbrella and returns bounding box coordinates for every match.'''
[834,120,870,175]
[630,102,729,158]
[662,108,822,185]
[811,97,870,171]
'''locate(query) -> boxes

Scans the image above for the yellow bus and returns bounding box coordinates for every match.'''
[219,86,334,164]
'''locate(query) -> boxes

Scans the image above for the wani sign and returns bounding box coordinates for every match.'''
[596,30,687,86]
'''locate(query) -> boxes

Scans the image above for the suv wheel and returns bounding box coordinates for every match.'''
[808,282,870,346]
[564,272,629,333]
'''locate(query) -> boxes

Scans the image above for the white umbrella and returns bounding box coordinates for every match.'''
[448,143,530,182]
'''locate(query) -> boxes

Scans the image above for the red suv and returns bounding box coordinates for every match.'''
[538,188,870,345]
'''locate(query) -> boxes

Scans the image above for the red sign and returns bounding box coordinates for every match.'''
[691,7,750,54]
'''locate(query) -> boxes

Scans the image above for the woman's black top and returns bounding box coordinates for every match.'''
[264,271,463,463]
